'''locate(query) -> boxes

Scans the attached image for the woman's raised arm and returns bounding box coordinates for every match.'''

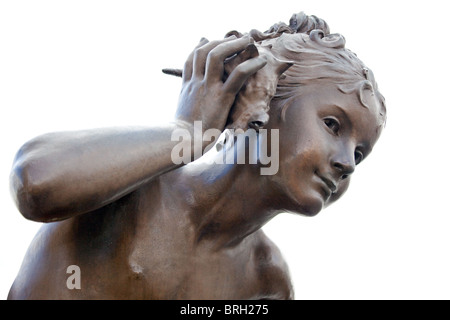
[10,35,267,222]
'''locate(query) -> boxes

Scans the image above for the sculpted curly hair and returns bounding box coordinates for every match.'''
[226,12,386,124]
[163,12,386,125]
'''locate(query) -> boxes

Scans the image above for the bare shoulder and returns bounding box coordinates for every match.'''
[251,230,295,299]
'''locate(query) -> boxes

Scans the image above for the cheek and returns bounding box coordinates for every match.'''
[279,130,329,174]
[277,141,324,184]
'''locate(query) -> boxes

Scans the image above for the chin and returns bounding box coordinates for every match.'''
[299,202,323,217]
[286,194,325,217]
[274,181,325,216]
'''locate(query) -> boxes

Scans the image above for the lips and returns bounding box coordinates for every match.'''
[315,172,338,198]
[320,176,337,193]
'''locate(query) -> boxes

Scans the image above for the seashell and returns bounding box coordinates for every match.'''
[223,42,293,131]
[162,40,293,132]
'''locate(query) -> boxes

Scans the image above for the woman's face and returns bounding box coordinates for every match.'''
[268,82,384,216]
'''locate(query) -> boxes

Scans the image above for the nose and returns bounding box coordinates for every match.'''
[332,152,355,180]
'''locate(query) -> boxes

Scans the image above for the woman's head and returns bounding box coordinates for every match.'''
[245,12,387,215]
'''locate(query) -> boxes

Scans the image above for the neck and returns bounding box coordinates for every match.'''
[165,151,282,250]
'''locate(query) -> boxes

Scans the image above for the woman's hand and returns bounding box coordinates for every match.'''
[10,36,268,223]
[174,36,267,136]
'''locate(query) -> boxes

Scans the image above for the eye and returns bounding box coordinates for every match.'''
[354,149,364,165]
[323,117,340,135]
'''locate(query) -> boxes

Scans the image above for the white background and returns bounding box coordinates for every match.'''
[1,0,449,300]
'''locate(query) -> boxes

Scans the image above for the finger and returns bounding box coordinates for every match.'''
[205,36,255,82]
[223,56,267,95]
[192,36,236,79]
[183,37,209,83]
[223,43,259,78]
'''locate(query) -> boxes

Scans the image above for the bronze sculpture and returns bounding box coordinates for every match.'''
[8,12,386,299]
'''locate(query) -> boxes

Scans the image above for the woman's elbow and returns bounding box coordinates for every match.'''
[9,140,57,222]
[10,159,48,222]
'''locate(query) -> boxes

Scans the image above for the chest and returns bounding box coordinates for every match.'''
[126,224,292,299]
